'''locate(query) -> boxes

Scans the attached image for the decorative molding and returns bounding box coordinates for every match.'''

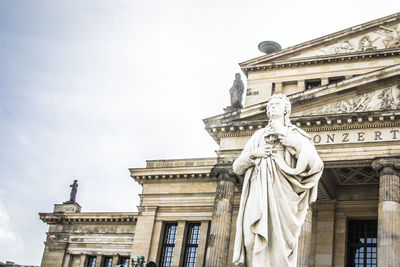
[210,164,238,184]
[319,24,400,55]
[39,213,137,224]
[310,85,400,115]
[242,49,400,73]
[132,172,215,185]
[205,118,400,144]
[372,158,400,176]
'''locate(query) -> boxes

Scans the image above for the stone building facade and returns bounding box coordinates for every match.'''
[40,13,400,267]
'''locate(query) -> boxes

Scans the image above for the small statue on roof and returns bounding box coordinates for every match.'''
[68,180,78,203]
[229,73,244,109]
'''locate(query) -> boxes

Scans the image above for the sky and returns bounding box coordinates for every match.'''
[0,0,398,265]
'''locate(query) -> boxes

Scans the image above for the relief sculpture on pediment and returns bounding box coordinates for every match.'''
[377,87,400,110]
[331,40,356,54]
[309,84,400,115]
[313,23,400,57]
[378,24,400,49]
[358,34,378,51]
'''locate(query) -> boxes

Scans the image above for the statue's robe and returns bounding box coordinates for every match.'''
[232,125,323,267]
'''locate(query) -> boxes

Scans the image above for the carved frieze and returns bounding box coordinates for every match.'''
[326,24,400,54]
[309,85,400,115]
[299,23,400,58]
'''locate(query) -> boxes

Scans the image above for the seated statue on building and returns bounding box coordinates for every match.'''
[232,94,323,267]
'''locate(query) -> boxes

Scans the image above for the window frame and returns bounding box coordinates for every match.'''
[118,256,130,266]
[86,256,97,267]
[346,219,377,267]
[182,223,201,267]
[328,76,345,84]
[305,79,321,90]
[159,223,178,267]
[101,256,113,267]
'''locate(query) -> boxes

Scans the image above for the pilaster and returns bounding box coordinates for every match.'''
[372,158,400,267]
[131,206,157,261]
[205,164,237,267]
[196,221,209,267]
[314,201,336,267]
[95,255,102,267]
[297,208,313,267]
[111,255,118,267]
[79,254,86,267]
[171,221,186,267]
[62,253,71,267]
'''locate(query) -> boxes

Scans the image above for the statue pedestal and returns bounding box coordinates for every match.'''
[223,105,242,113]
[54,202,81,213]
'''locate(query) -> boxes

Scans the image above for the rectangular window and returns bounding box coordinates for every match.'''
[86,256,97,267]
[118,257,130,266]
[271,83,276,95]
[102,257,113,267]
[305,79,321,90]
[329,76,345,84]
[159,223,178,267]
[183,223,201,267]
[346,219,377,267]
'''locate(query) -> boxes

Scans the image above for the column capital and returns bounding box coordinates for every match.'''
[210,164,238,184]
[372,158,400,176]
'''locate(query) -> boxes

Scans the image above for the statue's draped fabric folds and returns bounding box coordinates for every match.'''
[232,94,323,267]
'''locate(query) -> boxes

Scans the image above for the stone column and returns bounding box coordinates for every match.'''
[297,208,313,267]
[205,165,237,267]
[372,158,400,267]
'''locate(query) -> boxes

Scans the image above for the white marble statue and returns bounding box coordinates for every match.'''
[232,94,324,267]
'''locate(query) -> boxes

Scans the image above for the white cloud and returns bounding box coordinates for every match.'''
[0,199,20,250]
[0,0,399,264]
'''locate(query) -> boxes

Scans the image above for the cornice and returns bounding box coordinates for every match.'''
[240,12,400,74]
[39,212,138,224]
[132,173,217,185]
[205,111,400,143]
[204,63,400,129]
[242,49,400,74]
[130,158,217,185]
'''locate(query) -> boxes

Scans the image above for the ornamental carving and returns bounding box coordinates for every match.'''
[358,35,378,51]
[330,40,356,54]
[315,23,400,56]
[310,85,400,115]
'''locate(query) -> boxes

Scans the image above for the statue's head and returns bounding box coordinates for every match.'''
[235,73,241,79]
[266,94,292,125]
[137,255,144,262]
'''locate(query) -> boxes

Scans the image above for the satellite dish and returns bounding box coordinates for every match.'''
[258,41,281,54]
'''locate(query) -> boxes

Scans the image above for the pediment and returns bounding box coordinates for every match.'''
[291,81,400,118]
[204,64,400,128]
[241,13,400,70]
